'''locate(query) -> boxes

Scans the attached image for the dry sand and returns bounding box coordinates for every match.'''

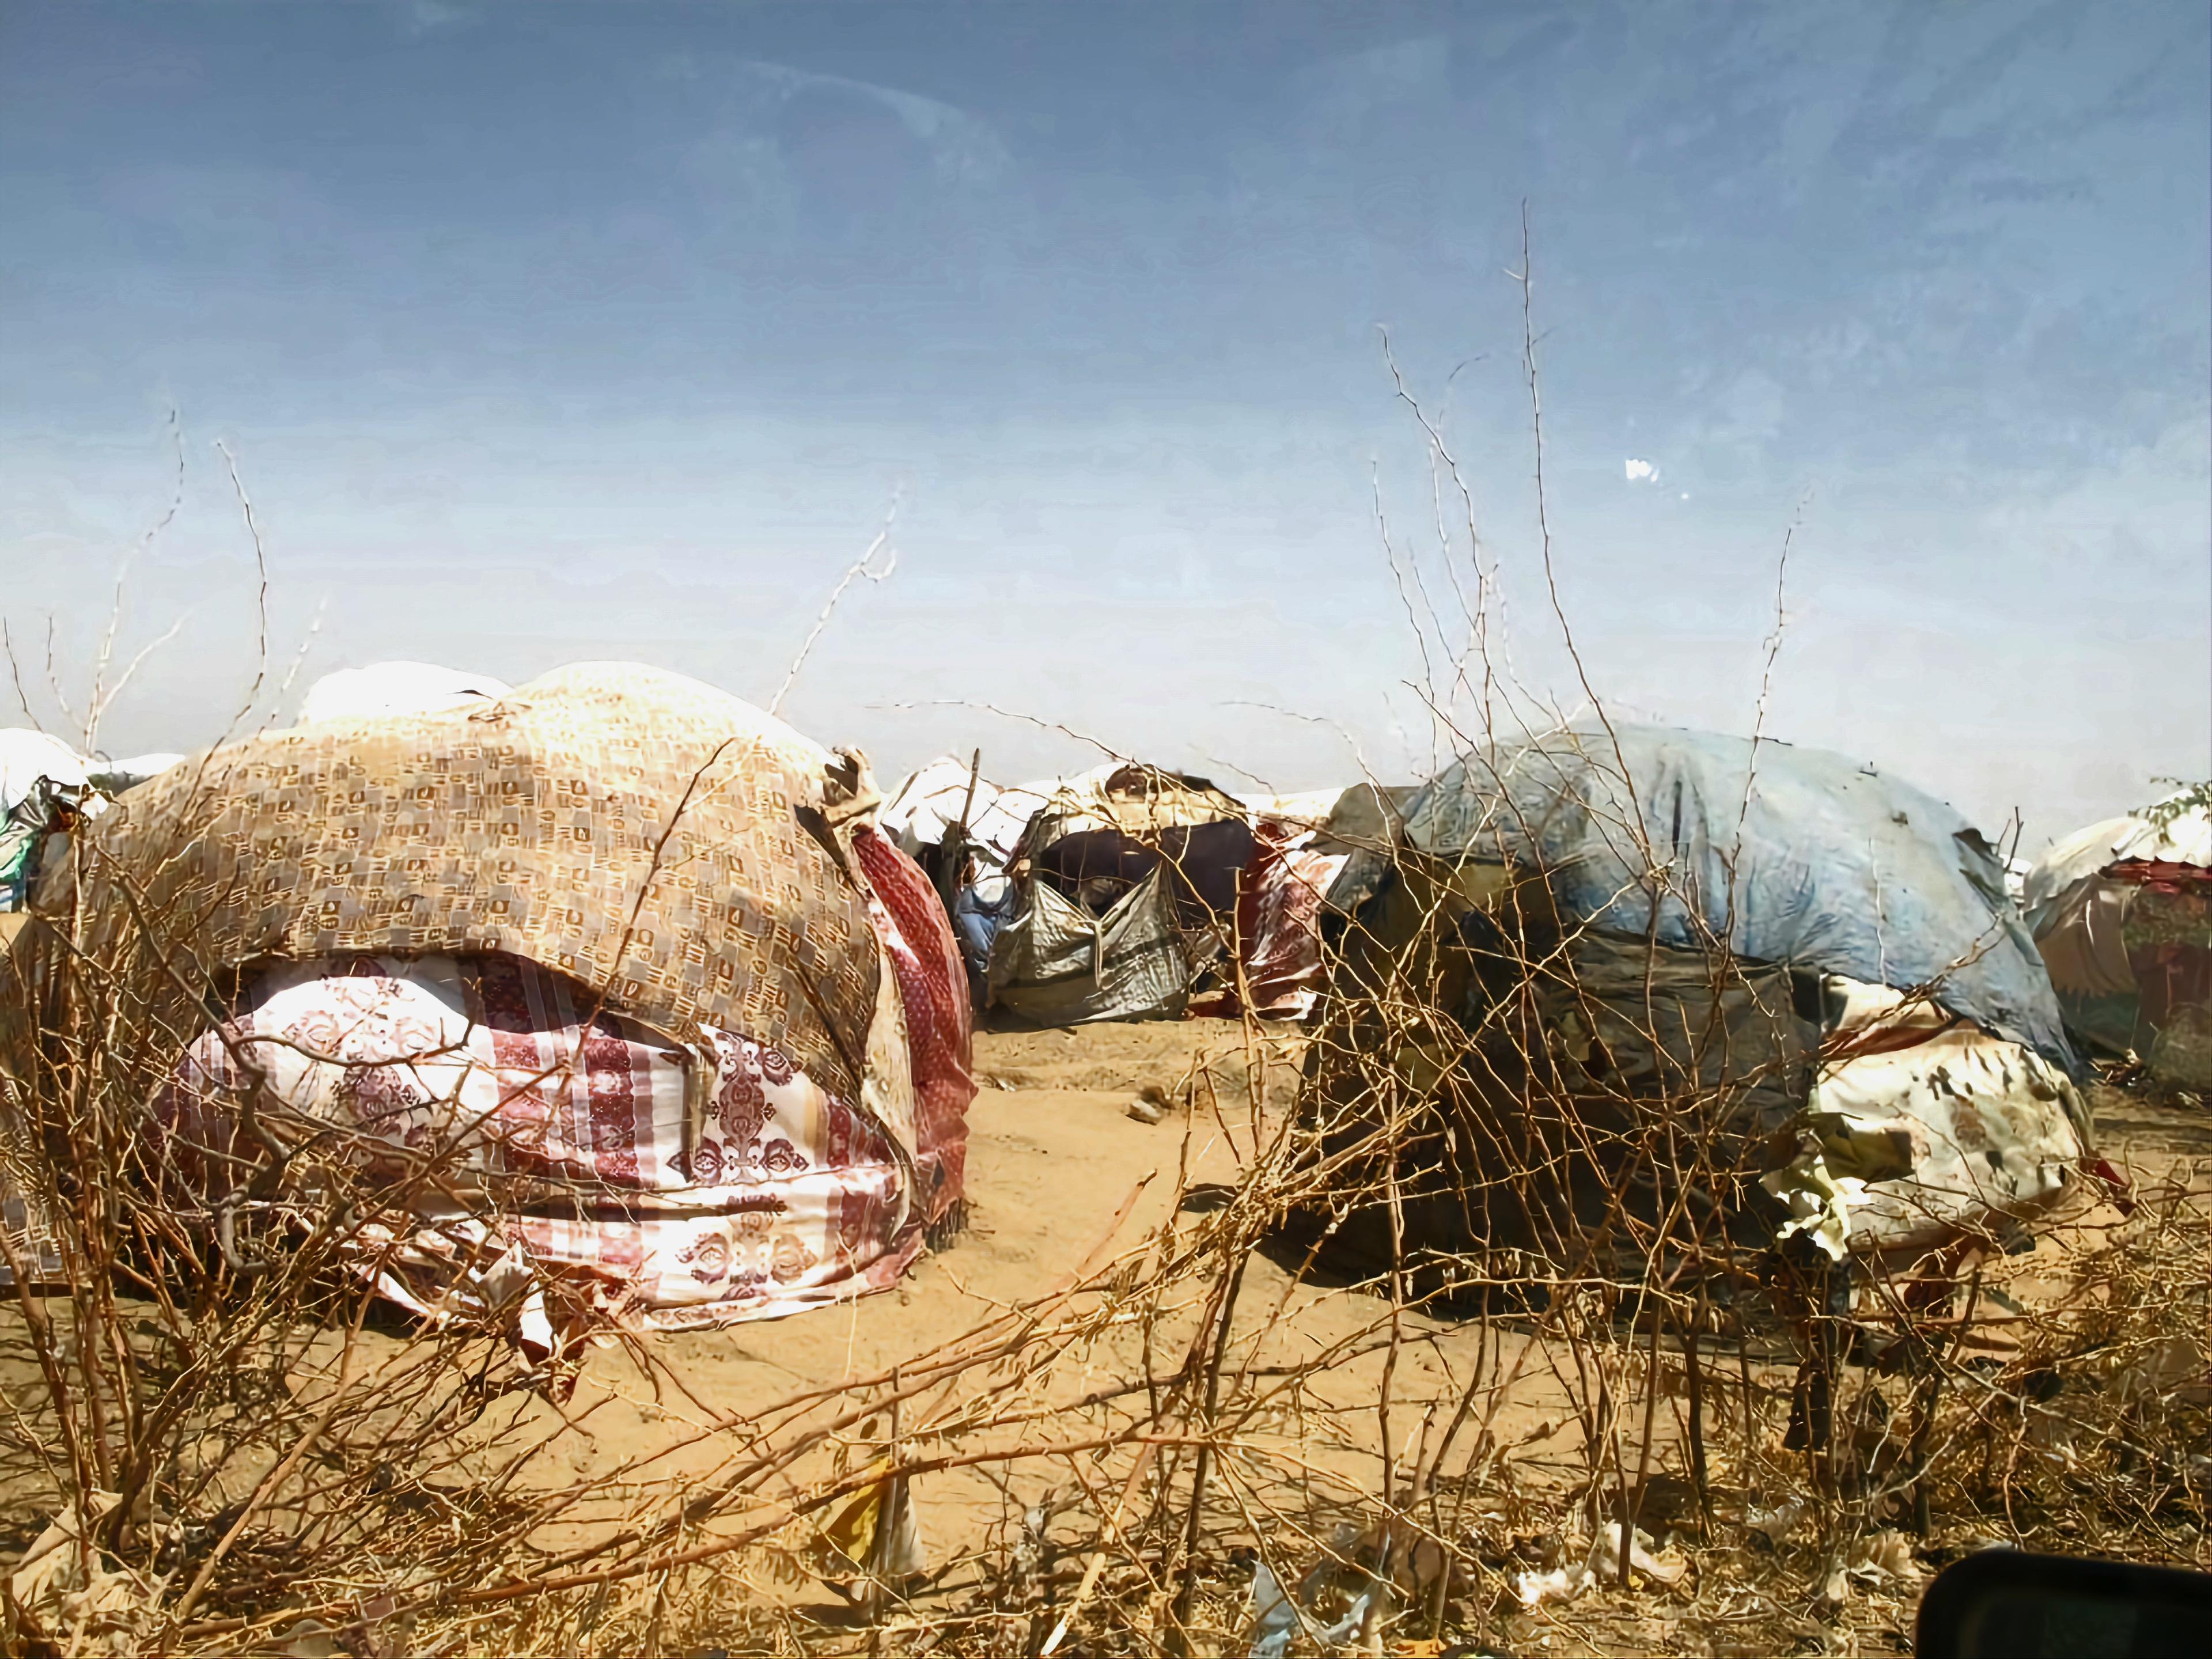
[2,1020,2205,1655]
[524,1028,2212,1652]
[540,1017,1533,1580]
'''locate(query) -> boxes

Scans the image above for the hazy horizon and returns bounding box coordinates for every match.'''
[3,1,2207,851]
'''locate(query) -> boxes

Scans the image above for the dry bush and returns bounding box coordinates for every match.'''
[0,282,2204,1659]
[4,747,2206,1658]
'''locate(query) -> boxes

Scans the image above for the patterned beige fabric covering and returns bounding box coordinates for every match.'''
[53,663,881,1103]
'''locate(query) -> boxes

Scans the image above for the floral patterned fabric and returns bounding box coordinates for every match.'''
[153,825,975,1343]
[160,949,929,1339]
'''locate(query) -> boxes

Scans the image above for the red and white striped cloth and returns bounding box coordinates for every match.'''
[1192,826,1348,1021]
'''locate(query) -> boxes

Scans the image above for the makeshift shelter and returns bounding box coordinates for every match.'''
[878,755,1052,881]
[2024,785,2212,1086]
[980,767,1416,1025]
[984,763,1240,1024]
[1308,726,2092,1274]
[0,729,107,914]
[13,664,972,1350]
[878,757,1056,1005]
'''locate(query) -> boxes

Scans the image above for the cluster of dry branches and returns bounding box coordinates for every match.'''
[0,740,2205,1658]
[0,242,2203,1659]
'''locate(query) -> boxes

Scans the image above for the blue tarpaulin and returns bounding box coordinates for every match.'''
[1398,725,2082,1076]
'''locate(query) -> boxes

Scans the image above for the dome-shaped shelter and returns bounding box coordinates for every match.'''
[1304,725,2091,1281]
[8,664,972,1354]
[2024,785,2212,1086]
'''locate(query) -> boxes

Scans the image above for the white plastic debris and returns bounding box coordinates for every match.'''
[1245,1558,1377,1658]
[1513,1524,1686,1607]
[1817,1529,1921,1605]
[1763,1149,1873,1262]
[1844,1530,1921,1585]
[1247,1562,1298,1658]
[0,729,93,814]
[1513,1563,1587,1609]
[1588,1521,1687,1585]
[1747,1497,1808,1546]
[297,662,511,726]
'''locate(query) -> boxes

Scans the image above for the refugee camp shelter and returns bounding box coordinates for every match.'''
[983,762,1245,1025]
[2024,785,2212,1086]
[974,766,1419,1027]
[1307,726,2090,1275]
[0,729,107,914]
[10,664,974,1354]
[878,754,1055,889]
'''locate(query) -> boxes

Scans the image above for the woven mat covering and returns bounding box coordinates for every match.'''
[55,663,881,1100]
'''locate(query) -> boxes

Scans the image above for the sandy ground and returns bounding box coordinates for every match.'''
[509,1031,2212,1651]
[596,1019,1298,1422]
[1,1021,2206,1654]
[533,1017,1518,1576]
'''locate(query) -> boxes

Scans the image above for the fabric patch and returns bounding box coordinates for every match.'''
[156,951,919,1334]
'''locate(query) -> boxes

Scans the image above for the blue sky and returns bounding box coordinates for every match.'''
[2,1,2206,846]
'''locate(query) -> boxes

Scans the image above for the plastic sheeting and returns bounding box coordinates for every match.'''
[984,768,1397,1027]
[1764,976,2085,1262]
[988,764,1245,1026]
[2025,789,2212,1072]
[986,867,1190,1025]
[1536,930,1814,1140]
[1397,726,2081,1076]
[296,661,512,726]
[2031,874,2141,1055]
[0,730,92,815]
[877,757,1051,870]
[2024,790,2212,912]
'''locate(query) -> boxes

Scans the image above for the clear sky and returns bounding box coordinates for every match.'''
[3,1,2206,849]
